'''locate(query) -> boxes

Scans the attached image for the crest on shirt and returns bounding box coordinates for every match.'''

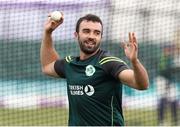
[85,65,96,76]
[84,85,95,96]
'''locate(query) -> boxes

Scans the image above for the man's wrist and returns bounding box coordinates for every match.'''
[131,59,140,66]
[44,29,53,35]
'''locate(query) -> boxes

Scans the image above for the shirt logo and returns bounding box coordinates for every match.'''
[84,85,95,96]
[69,85,95,96]
[85,65,96,76]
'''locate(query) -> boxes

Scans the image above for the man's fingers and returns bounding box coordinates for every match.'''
[129,32,132,43]
[121,43,130,50]
[47,12,64,24]
[121,32,137,49]
[129,32,137,44]
[132,32,137,44]
[120,39,129,48]
[132,33,138,50]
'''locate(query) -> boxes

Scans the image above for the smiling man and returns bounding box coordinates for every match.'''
[40,13,149,126]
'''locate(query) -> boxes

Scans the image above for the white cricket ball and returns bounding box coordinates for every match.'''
[51,11,62,21]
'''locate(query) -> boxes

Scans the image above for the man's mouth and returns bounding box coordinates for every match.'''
[84,41,96,47]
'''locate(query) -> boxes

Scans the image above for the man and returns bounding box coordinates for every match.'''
[40,13,149,126]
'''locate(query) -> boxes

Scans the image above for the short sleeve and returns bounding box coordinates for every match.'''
[54,59,66,78]
[100,57,129,80]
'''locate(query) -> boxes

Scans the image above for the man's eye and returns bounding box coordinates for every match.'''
[83,30,89,33]
[95,32,100,35]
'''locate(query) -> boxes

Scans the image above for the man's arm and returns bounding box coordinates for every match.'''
[118,32,149,90]
[118,60,149,90]
[40,12,64,77]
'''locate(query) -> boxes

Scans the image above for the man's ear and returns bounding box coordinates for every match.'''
[74,32,78,39]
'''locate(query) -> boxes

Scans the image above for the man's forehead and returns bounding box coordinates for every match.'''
[79,20,102,31]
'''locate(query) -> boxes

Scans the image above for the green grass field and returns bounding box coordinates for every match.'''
[0,107,68,126]
[124,108,179,126]
[0,107,178,126]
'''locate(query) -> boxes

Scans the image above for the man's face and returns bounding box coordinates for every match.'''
[75,20,102,54]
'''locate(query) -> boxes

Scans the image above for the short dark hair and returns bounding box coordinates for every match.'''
[75,14,103,35]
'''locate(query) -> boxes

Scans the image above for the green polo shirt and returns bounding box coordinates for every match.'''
[54,49,129,126]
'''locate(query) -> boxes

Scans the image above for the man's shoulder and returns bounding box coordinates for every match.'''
[63,55,76,63]
[98,50,126,65]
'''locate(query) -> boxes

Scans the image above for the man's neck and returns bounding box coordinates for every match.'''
[80,49,100,60]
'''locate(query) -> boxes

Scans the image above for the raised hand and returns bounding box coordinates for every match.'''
[44,12,64,33]
[122,32,138,63]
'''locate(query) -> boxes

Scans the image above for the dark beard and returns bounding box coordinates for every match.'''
[78,39,100,54]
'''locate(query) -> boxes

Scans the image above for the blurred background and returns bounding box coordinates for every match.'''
[0,0,179,125]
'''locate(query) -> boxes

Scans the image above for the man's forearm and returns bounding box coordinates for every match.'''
[132,59,149,89]
[40,31,59,68]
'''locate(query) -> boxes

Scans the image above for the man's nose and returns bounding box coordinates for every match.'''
[88,32,95,39]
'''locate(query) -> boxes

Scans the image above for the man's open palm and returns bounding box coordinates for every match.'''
[123,32,138,63]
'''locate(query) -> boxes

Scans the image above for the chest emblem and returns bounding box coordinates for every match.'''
[85,65,96,76]
[84,85,95,96]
